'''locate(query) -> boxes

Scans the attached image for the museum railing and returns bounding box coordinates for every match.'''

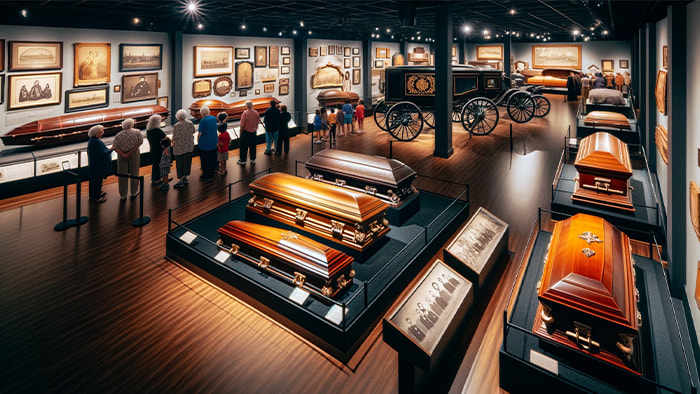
[501,208,695,393]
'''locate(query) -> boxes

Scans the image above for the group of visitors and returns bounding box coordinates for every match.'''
[313,99,365,144]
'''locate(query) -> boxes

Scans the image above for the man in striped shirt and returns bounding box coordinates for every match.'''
[238,100,261,165]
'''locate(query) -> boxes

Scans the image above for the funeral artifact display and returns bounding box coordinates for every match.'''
[188,97,274,120]
[526,68,583,88]
[583,111,631,130]
[1,105,169,146]
[316,90,360,107]
[534,213,641,374]
[247,172,390,252]
[588,89,625,105]
[217,220,355,299]
[572,132,634,212]
[305,149,418,207]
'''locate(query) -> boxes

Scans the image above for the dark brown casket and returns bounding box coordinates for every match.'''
[584,111,631,129]
[188,97,275,120]
[1,105,169,146]
[305,149,417,207]
[316,90,360,108]
[247,172,390,252]
[534,213,641,374]
[572,132,634,212]
[217,220,355,299]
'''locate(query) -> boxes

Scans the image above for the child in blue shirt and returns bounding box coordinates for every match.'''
[313,109,322,144]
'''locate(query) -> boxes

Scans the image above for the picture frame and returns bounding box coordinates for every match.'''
[157,96,168,109]
[531,44,581,69]
[0,75,4,104]
[254,46,268,67]
[376,47,387,59]
[0,39,4,72]
[235,61,254,90]
[114,85,121,93]
[336,45,342,54]
[64,85,109,113]
[328,45,335,56]
[309,47,319,57]
[119,43,162,72]
[691,181,700,243]
[281,46,290,55]
[656,69,667,115]
[192,79,211,98]
[279,78,289,85]
[280,66,290,75]
[452,46,457,58]
[344,47,351,57]
[235,47,250,59]
[8,41,62,71]
[259,68,278,82]
[663,45,668,69]
[282,56,291,65]
[320,46,327,57]
[8,72,62,110]
[239,89,247,97]
[619,59,629,69]
[352,47,360,55]
[213,76,233,96]
[655,124,668,165]
[344,58,351,68]
[121,72,158,103]
[279,84,289,95]
[601,59,614,73]
[194,45,233,77]
[74,42,111,86]
[264,83,274,93]
[374,59,384,69]
[353,56,360,68]
[476,45,503,60]
[352,68,360,85]
[269,46,279,67]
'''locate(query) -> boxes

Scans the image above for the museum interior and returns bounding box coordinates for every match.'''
[1,0,700,392]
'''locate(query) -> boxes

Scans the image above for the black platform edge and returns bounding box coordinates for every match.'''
[575,120,641,145]
[165,198,470,363]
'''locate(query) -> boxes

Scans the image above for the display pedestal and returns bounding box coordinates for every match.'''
[576,118,640,145]
[386,193,420,226]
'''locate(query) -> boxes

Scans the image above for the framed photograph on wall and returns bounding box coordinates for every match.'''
[452,46,457,58]
[329,45,335,55]
[352,68,360,85]
[194,45,233,77]
[663,45,668,69]
[375,47,387,59]
[601,59,614,73]
[254,46,267,67]
[476,45,503,60]
[309,47,319,57]
[352,47,360,55]
[0,75,4,104]
[269,46,279,67]
[0,39,4,72]
[264,83,274,93]
[344,47,351,57]
[281,46,290,55]
[619,59,629,69]
[279,78,289,85]
[282,56,291,65]
[656,69,667,114]
[320,46,327,57]
[192,79,211,98]
[336,45,342,54]
[344,58,351,68]
[8,72,62,110]
[235,47,250,59]
[235,61,254,90]
[74,42,111,86]
[374,59,384,69]
[64,85,109,113]
[353,56,360,68]
[532,44,581,69]
[119,44,162,71]
[121,72,158,103]
[239,89,247,97]
[280,66,290,75]
[279,84,289,95]
[8,41,62,71]
[157,96,168,108]
[114,85,121,93]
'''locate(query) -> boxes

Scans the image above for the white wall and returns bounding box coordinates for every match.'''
[0,25,171,149]
[656,18,669,217]
[306,39,362,114]
[371,41,400,98]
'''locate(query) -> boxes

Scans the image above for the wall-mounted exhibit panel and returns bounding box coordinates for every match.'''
[306,39,363,113]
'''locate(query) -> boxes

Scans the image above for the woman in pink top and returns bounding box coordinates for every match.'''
[355,99,365,134]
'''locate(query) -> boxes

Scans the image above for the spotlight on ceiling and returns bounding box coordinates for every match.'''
[133,17,140,24]
[584,36,590,42]
[263,26,267,32]
[299,20,304,27]
[20,9,28,18]
[509,9,516,15]
[278,31,283,36]
[573,29,580,36]
[589,26,595,31]
[391,35,394,39]
[602,30,609,35]
[463,25,471,33]
[197,23,203,30]
[241,23,246,30]
[386,28,391,33]
[186,1,197,13]
[482,29,489,35]
[292,29,297,35]
[308,30,312,35]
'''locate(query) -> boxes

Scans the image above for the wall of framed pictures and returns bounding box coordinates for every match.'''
[305,38,362,111]
[0,24,171,147]
[181,34,294,118]
[370,41,400,99]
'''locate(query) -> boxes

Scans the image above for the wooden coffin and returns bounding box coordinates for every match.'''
[526,75,568,88]
[534,213,641,374]
[1,105,169,146]
[584,111,631,130]
[572,132,634,212]
[247,172,390,252]
[305,149,417,207]
[188,97,274,120]
[316,90,360,108]
[217,220,355,299]
[541,68,583,79]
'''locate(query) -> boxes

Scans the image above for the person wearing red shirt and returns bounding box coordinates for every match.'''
[217,112,231,175]
[355,99,366,134]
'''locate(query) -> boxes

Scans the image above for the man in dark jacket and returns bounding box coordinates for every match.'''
[263,99,280,155]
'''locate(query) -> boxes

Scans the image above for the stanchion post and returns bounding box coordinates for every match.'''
[509,123,513,154]
[132,175,151,227]
[389,139,393,159]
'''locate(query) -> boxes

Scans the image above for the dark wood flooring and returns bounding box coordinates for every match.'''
[0,95,581,393]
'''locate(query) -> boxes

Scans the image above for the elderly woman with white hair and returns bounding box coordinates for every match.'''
[86,124,112,203]
[146,114,166,186]
[112,117,144,200]
[171,109,196,189]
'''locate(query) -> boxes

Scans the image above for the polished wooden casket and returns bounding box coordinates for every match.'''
[1,105,169,146]
[247,172,390,252]
[217,220,355,299]
[583,111,631,130]
[534,213,641,373]
[316,90,360,107]
[188,97,274,120]
[305,149,417,207]
[572,132,634,212]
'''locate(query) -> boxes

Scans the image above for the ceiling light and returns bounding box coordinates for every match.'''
[482,29,489,35]
[386,28,391,33]
[391,35,394,39]
[589,26,595,31]
[375,27,379,31]
[308,30,312,35]
[453,37,457,41]
[241,23,246,30]
[197,23,203,30]
[530,33,535,37]
[292,29,297,35]
[510,9,516,15]
[278,31,283,36]
[411,36,415,40]
[584,37,590,42]
[463,25,471,33]
[20,9,28,17]
[300,20,304,27]
[376,34,380,39]
[186,1,197,13]
[371,33,375,38]
[417,31,421,35]
[602,30,609,35]
[133,17,140,24]
[263,26,267,32]
[573,29,580,36]
[516,33,520,37]
[417,36,421,40]
[485,35,491,40]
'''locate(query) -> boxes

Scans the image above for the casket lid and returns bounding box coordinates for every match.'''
[316,90,360,101]
[574,132,632,176]
[538,213,638,330]
[249,172,389,223]
[306,149,416,189]
[218,220,353,279]
[584,111,631,129]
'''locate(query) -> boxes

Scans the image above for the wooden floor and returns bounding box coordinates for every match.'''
[0,95,580,393]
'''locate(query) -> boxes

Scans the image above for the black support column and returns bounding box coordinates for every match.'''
[644,23,656,170]
[169,31,183,125]
[503,35,511,78]
[667,4,687,297]
[433,1,453,158]
[362,39,372,107]
[294,37,308,127]
[459,37,466,64]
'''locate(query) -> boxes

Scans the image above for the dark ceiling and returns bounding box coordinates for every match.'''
[0,1,686,43]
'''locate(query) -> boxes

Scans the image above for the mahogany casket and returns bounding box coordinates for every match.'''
[188,97,274,120]
[217,220,354,299]
[572,132,634,212]
[583,111,631,130]
[316,90,360,108]
[534,213,642,374]
[247,172,390,252]
[305,149,418,207]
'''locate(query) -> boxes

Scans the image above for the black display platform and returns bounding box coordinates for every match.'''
[551,164,664,244]
[500,230,695,393]
[386,192,421,226]
[576,118,640,145]
[166,190,469,361]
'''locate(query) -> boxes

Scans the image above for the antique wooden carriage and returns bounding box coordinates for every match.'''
[217,220,355,299]
[247,173,390,252]
[305,149,417,207]
[373,65,551,140]
[534,213,641,374]
[572,132,634,212]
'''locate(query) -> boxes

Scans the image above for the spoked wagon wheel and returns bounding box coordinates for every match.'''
[532,94,551,117]
[452,106,462,123]
[506,91,535,123]
[422,110,435,129]
[460,97,499,135]
[373,100,389,131]
[386,101,423,141]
